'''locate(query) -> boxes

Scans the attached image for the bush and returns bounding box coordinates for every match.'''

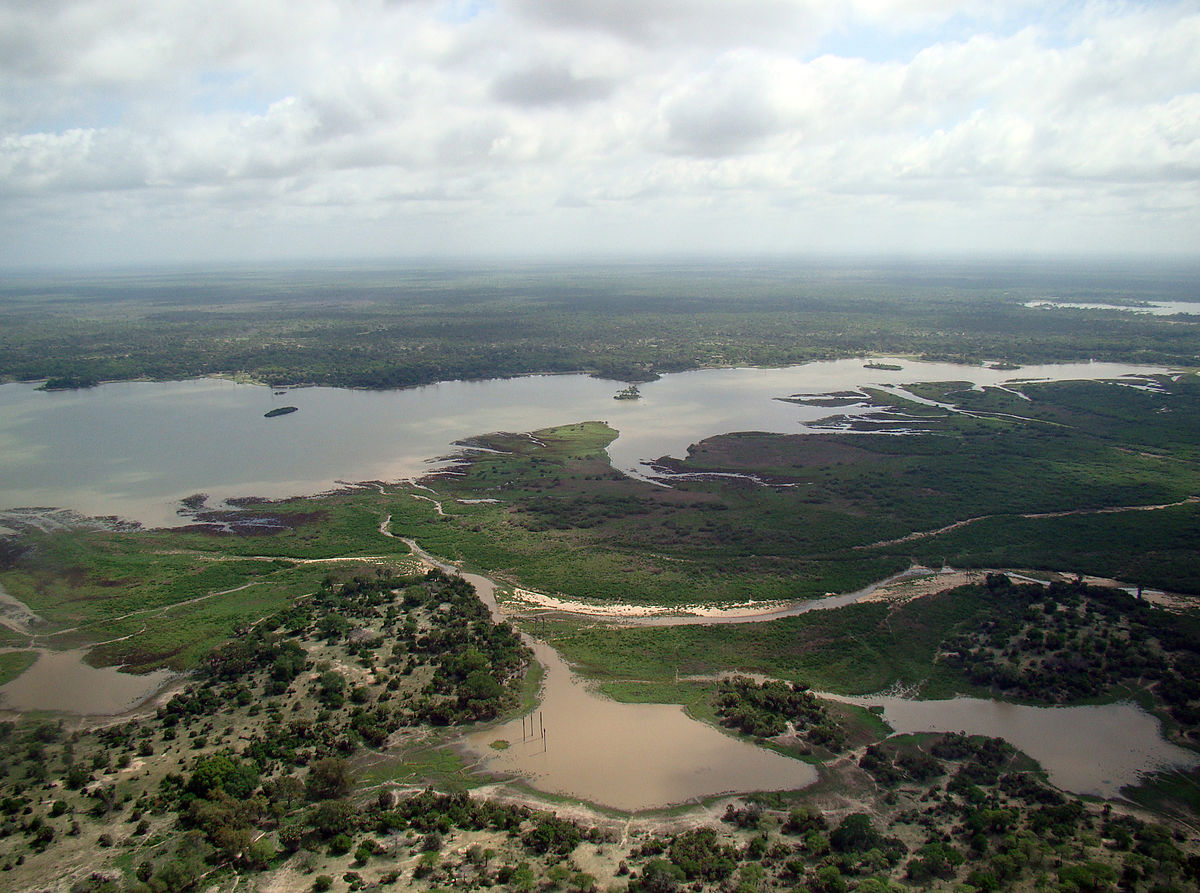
[328,832,353,856]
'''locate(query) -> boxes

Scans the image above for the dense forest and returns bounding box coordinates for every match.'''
[1,260,1198,389]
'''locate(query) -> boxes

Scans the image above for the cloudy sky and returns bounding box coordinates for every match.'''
[1,0,1198,267]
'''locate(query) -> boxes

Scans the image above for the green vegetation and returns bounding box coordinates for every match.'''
[545,575,1200,744]
[0,492,417,670]
[2,263,1200,890]
[0,650,36,686]
[939,574,1200,743]
[2,260,1198,389]
[0,568,533,891]
[377,374,1200,607]
[264,405,298,418]
[542,590,980,697]
[715,677,847,752]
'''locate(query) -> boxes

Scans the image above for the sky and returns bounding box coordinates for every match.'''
[1,0,1198,268]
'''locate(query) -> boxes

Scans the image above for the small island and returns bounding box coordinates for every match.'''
[264,405,299,418]
[613,384,642,400]
[863,361,902,371]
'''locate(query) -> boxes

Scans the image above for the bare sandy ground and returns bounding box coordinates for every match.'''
[500,566,1196,625]
[502,587,791,619]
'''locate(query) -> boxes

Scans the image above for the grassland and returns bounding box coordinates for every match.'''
[0,650,36,686]
[542,591,983,698]
[0,491,419,671]
[378,375,1200,610]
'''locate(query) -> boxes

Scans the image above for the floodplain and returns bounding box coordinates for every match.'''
[0,261,1198,892]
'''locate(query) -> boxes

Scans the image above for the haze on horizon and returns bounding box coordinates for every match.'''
[2,1,1198,270]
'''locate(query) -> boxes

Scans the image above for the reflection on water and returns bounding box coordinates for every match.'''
[466,642,817,811]
[0,359,1171,528]
[840,695,1200,799]
[0,648,174,715]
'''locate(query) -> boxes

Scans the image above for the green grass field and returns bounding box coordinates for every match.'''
[0,650,37,686]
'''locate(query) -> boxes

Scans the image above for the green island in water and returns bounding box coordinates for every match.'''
[0,261,1198,893]
[264,405,299,418]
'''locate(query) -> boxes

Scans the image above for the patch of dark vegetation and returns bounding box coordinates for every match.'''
[0,537,32,570]
[178,493,209,512]
[939,574,1200,742]
[175,506,331,537]
[714,676,846,752]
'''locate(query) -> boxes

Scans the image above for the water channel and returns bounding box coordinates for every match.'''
[831,695,1199,800]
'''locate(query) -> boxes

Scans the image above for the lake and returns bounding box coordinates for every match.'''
[0,358,1169,528]
[448,568,818,811]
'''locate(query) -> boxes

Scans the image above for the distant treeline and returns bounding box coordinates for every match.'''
[2,262,1198,388]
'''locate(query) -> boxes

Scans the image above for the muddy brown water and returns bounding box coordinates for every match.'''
[438,566,816,811]
[0,647,174,715]
[833,694,1200,799]
[464,640,817,812]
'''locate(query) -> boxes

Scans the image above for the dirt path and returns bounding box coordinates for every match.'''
[858,494,1199,550]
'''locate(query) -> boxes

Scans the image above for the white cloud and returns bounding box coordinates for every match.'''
[0,0,1197,264]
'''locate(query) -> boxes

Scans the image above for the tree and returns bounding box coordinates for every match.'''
[637,859,685,893]
[831,813,882,854]
[306,758,352,801]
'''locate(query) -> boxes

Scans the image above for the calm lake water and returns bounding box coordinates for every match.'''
[0,359,1168,528]
[1026,299,1200,316]
[0,647,174,714]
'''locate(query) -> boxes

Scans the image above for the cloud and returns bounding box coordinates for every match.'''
[1,0,1198,264]
[506,0,831,47]
[491,63,614,106]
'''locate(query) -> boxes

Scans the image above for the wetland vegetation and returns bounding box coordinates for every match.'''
[0,260,1199,891]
